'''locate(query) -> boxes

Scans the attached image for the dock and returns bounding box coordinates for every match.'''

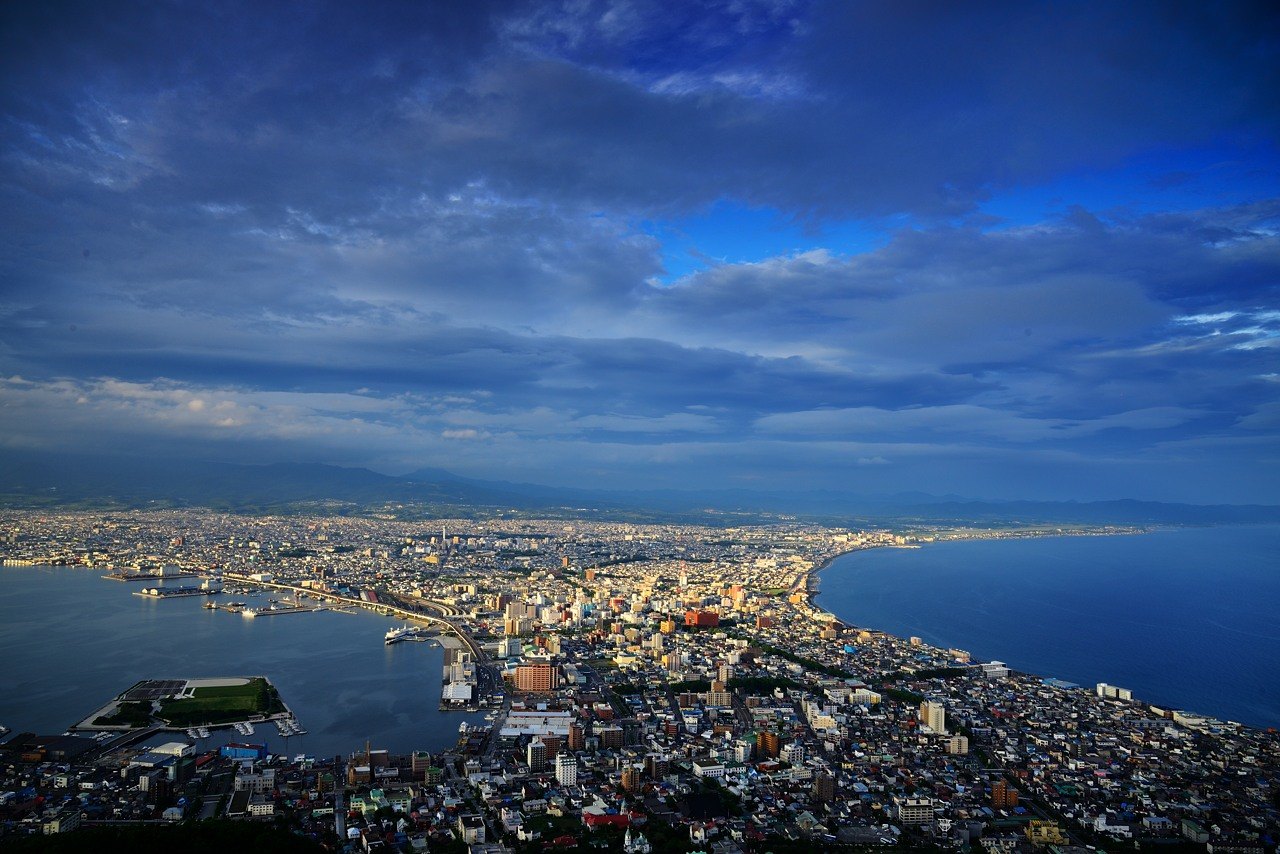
[133,586,220,598]
[106,572,203,582]
[242,605,324,618]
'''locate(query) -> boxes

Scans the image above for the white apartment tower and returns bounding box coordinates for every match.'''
[555,752,578,786]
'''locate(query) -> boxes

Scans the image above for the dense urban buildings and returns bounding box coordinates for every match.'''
[0,508,1277,851]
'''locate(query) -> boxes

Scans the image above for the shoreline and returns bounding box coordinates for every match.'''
[799,526,1280,730]
[802,529,1131,635]
[800,525,1147,614]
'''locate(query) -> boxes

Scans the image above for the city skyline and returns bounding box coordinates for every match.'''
[3,1,1279,503]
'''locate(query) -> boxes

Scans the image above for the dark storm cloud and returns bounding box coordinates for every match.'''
[1,0,1278,500]
[8,1,1276,221]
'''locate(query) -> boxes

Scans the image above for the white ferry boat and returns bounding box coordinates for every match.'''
[385,624,422,644]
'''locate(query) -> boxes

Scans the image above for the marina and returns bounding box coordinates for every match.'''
[275,717,306,737]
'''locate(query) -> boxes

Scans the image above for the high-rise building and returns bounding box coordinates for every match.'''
[705,681,733,707]
[812,772,835,802]
[895,796,933,825]
[756,730,782,759]
[505,617,533,636]
[920,700,946,733]
[946,735,969,755]
[992,779,1019,808]
[515,662,558,692]
[645,754,668,780]
[527,738,547,771]
[597,725,624,750]
[684,609,719,627]
[621,765,642,792]
[555,753,578,786]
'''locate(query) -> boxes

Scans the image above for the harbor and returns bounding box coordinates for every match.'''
[385,624,434,644]
[133,578,224,598]
[69,676,305,743]
[105,571,204,582]
[1,563,490,758]
[242,604,324,617]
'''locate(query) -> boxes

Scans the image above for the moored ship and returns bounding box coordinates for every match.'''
[384,624,425,644]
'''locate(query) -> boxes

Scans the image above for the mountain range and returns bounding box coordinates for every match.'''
[0,450,1275,527]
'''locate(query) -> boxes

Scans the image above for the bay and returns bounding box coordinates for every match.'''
[817,524,1280,729]
[0,566,483,757]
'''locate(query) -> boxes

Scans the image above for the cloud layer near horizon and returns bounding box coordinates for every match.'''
[2,1,1278,502]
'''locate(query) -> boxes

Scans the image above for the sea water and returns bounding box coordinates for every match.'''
[817,524,1280,728]
[0,566,483,756]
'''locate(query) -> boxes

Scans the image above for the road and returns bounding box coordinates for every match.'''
[222,572,484,660]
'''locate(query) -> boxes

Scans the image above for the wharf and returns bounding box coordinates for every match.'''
[242,605,324,617]
[133,587,219,598]
[106,573,202,582]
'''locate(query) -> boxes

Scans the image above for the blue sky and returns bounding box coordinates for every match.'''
[1,0,1278,503]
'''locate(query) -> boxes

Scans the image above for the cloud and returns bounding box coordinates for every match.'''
[0,1,1277,502]
[441,428,484,440]
[755,405,1204,444]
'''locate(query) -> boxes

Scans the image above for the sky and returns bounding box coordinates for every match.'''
[2,0,1279,503]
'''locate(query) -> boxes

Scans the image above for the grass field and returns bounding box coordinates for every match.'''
[191,681,263,699]
[158,677,285,726]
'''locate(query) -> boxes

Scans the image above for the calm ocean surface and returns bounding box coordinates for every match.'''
[817,525,1280,729]
[0,567,483,757]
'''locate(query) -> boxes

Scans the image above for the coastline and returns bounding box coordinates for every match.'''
[804,526,1279,729]
[799,526,1149,611]
[800,544,883,604]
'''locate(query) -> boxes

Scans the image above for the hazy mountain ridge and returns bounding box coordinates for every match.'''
[0,451,1275,526]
